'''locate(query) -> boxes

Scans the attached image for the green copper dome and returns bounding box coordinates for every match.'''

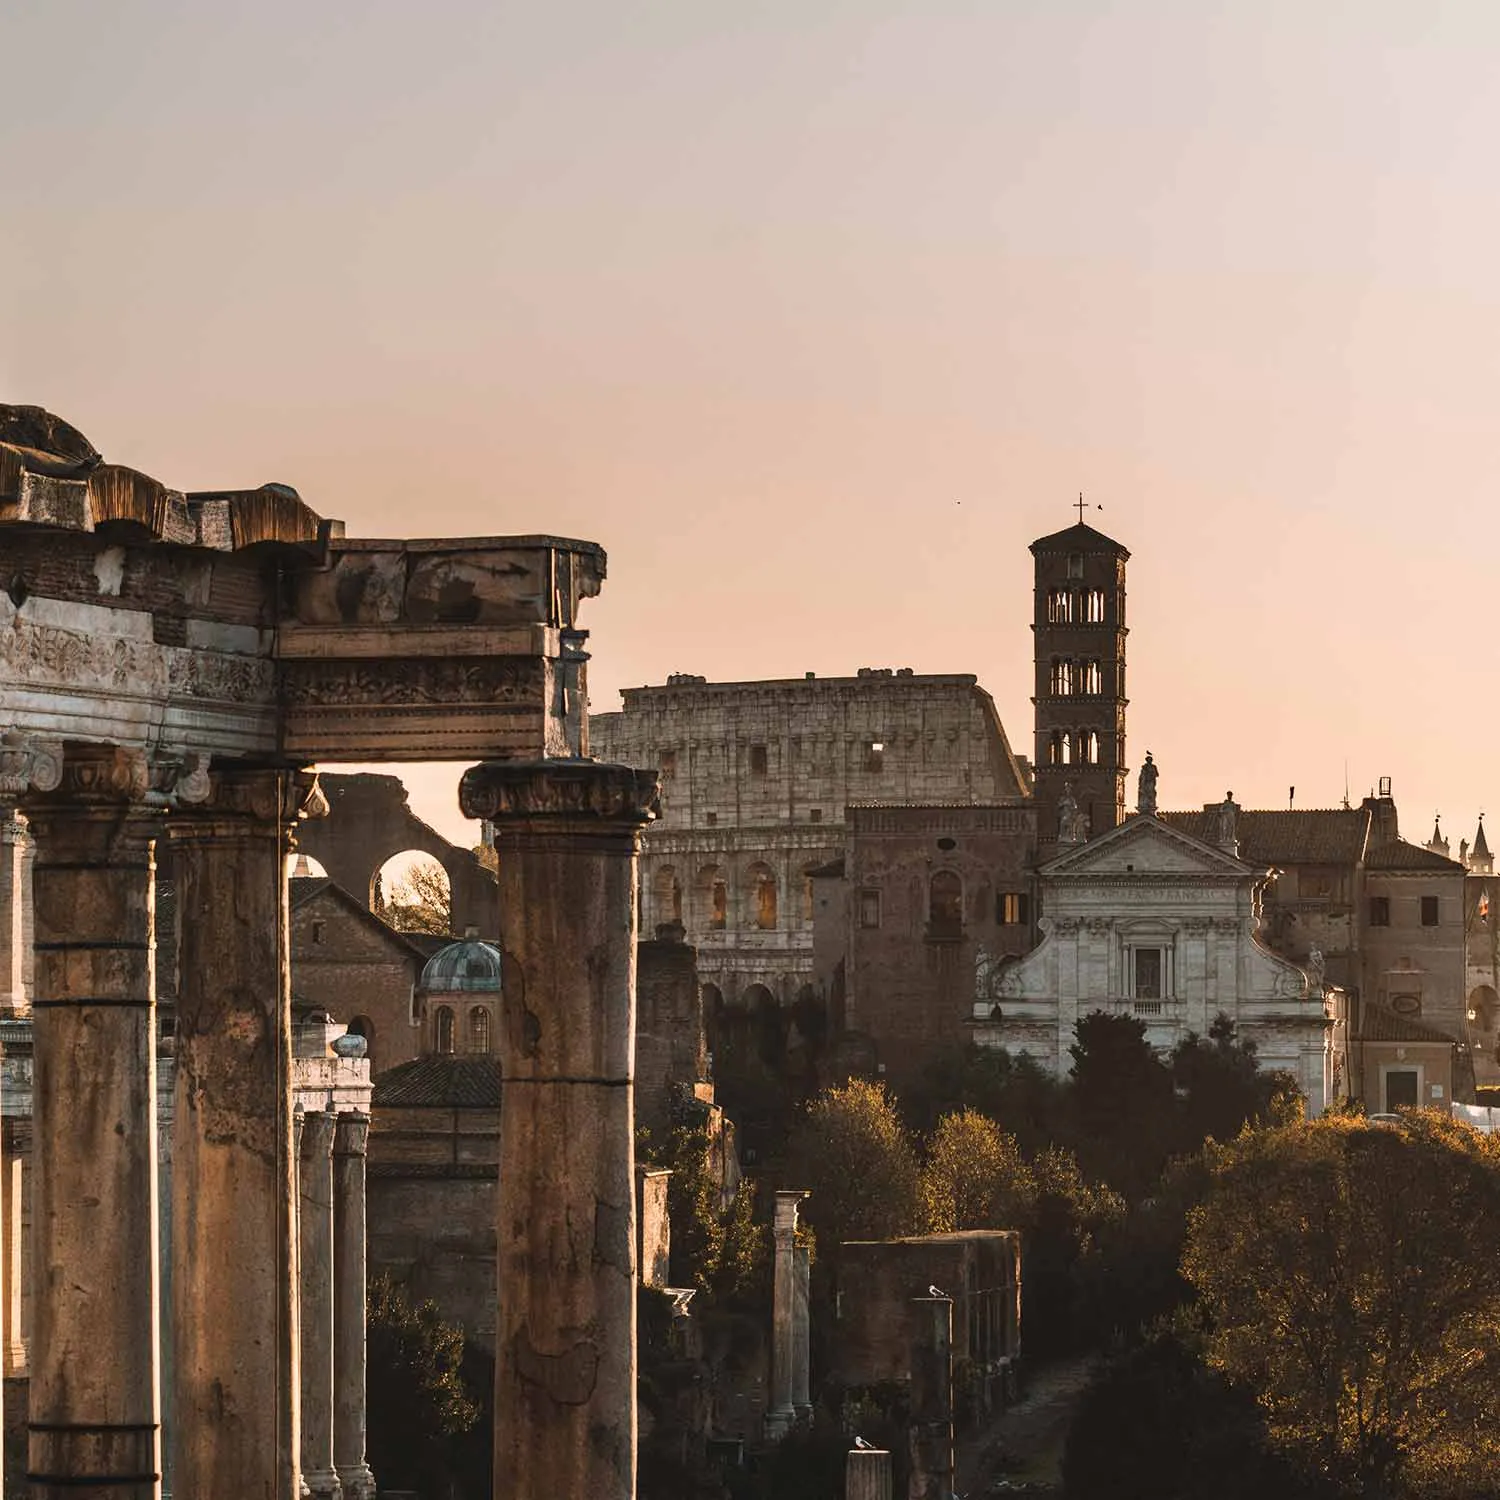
[420,937,502,993]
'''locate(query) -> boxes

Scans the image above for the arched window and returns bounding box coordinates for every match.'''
[747,864,778,930]
[1079,660,1101,695]
[1078,729,1098,764]
[468,1006,492,1054]
[929,871,963,939]
[1084,590,1106,623]
[654,865,682,926]
[1049,659,1073,695]
[698,865,727,930]
[435,1005,455,1055]
[1048,731,1063,766]
[1047,589,1075,624]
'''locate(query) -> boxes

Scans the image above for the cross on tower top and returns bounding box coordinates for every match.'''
[1075,493,1101,524]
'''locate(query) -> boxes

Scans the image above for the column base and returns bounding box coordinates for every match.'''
[335,1462,375,1500]
[304,1466,344,1500]
[764,1407,795,1441]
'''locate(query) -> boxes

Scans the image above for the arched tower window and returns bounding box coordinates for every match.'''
[435,1005,455,1055]
[1049,659,1074,695]
[1078,729,1099,764]
[929,871,963,940]
[1079,660,1101,695]
[468,1006,492,1054]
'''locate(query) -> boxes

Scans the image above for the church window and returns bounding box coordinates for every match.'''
[750,744,768,775]
[468,1006,491,1054]
[1078,729,1098,764]
[1369,896,1391,927]
[1421,895,1440,926]
[1050,660,1073,695]
[1047,589,1075,624]
[435,1005,455,1055]
[1067,553,1085,579]
[998,892,1029,925]
[1078,660,1101,695]
[1084,590,1106,623]
[928,871,963,940]
[1132,947,1165,1001]
[1047,731,1063,766]
[859,890,881,928]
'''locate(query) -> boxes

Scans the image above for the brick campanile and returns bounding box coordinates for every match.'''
[1031,519,1130,846]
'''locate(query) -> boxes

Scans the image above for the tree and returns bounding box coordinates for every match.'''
[919,1109,1036,1234]
[789,1080,921,1250]
[1069,1010,1176,1197]
[909,1042,1070,1153]
[366,1274,482,1494]
[380,857,452,935]
[1183,1112,1500,1499]
[1170,1014,1301,1151]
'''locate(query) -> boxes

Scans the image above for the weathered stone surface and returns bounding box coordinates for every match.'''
[333,1113,375,1500]
[300,1112,342,1500]
[22,747,163,1500]
[481,759,657,1500]
[845,1448,893,1500]
[169,767,313,1500]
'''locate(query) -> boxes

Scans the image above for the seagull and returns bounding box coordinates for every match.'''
[853,1436,875,1450]
[928,1283,948,1299]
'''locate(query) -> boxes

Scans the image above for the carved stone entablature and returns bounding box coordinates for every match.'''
[169,766,326,830]
[459,761,661,826]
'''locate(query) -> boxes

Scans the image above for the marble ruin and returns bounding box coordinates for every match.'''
[0,405,655,1499]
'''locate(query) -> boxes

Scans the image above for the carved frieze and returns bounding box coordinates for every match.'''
[460,761,661,825]
[279,655,544,708]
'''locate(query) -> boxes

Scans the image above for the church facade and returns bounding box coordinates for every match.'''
[969,798,1332,1108]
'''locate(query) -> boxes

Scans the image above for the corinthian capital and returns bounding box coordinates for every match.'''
[458,759,660,824]
[0,733,62,797]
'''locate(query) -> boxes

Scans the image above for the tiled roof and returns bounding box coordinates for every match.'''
[372,1056,502,1108]
[1363,841,1466,872]
[1029,521,1129,556]
[1161,808,1370,866]
[1356,1003,1458,1046]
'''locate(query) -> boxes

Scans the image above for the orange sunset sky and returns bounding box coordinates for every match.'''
[4,2,1498,847]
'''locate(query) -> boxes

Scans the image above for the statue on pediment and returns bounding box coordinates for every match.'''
[1058,782,1088,844]
[1137,752,1158,816]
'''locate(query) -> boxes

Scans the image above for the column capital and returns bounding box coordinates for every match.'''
[0,733,62,798]
[300,1107,336,1160]
[332,1110,370,1158]
[773,1188,810,1235]
[168,763,325,835]
[458,759,660,827]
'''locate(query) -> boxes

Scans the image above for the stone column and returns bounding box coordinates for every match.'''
[332,1112,375,1500]
[457,759,660,1500]
[169,765,317,1500]
[300,1111,342,1500]
[792,1240,812,1419]
[765,1188,809,1438]
[845,1448,893,1500]
[3,1119,27,1377]
[0,808,31,1011]
[907,1297,954,1500]
[21,743,163,1500]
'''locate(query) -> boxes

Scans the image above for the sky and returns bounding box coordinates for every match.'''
[3,1,1498,849]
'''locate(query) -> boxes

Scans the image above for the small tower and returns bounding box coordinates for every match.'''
[1031,516,1129,845]
[1426,816,1450,859]
[1472,816,1494,875]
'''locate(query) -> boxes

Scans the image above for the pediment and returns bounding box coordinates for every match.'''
[1044,814,1257,878]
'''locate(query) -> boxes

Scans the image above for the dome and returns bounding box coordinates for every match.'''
[420,937,503,993]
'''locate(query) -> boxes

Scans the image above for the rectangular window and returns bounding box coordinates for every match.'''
[1384,1068,1419,1111]
[659,748,677,777]
[859,890,881,928]
[1421,895,1440,927]
[749,744,768,775]
[998,893,1030,925]
[1369,896,1391,926]
[865,740,885,772]
[1067,553,1085,579]
[705,811,718,827]
[809,808,823,824]
[1133,948,1163,1001]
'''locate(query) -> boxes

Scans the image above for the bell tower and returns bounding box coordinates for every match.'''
[1031,516,1130,846]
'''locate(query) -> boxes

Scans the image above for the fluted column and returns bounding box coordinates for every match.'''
[169,765,319,1500]
[21,743,162,1500]
[458,759,659,1500]
[766,1188,809,1437]
[3,1118,28,1378]
[332,1113,374,1500]
[299,1112,341,1500]
[0,808,31,1012]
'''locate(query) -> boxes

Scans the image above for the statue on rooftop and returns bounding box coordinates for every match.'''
[1137,752,1158,816]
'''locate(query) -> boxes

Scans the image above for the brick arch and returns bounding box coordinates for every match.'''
[297,771,498,936]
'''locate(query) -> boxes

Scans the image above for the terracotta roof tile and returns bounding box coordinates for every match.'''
[1363,841,1466,872]
[1356,1004,1458,1046]
[370,1056,502,1108]
[1162,808,1370,866]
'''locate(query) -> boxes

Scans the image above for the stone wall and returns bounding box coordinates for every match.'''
[636,924,710,1136]
[591,671,1028,1011]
